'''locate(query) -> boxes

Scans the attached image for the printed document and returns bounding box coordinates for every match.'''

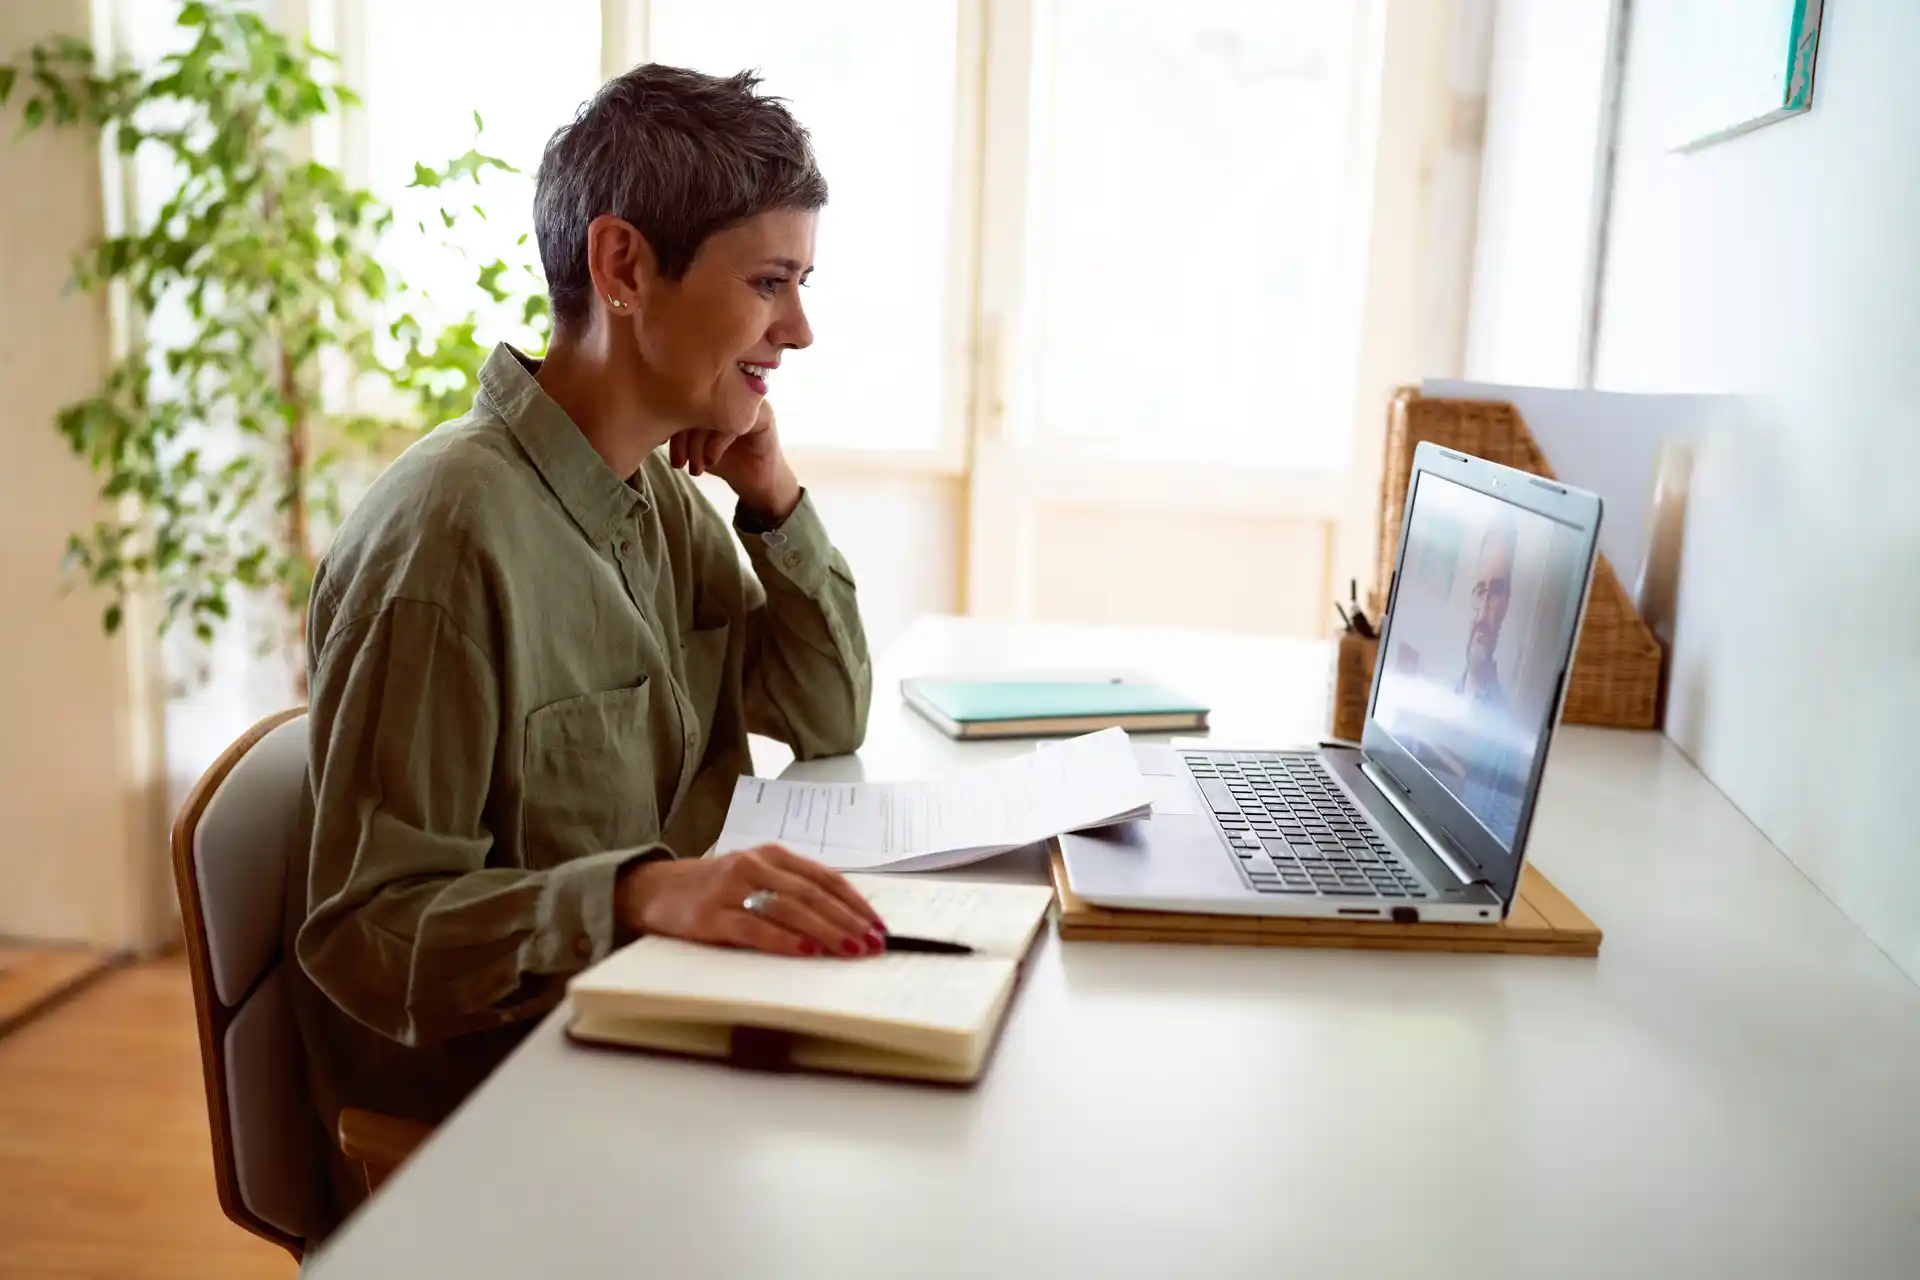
[713,727,1151,871]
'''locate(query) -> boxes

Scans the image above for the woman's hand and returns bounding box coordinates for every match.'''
[616,845,886,958]
[669,399,802,523]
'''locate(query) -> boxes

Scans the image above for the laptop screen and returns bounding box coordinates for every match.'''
[1368,471,1592,851]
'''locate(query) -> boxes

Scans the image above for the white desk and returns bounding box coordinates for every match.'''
[309,617,1920,1278]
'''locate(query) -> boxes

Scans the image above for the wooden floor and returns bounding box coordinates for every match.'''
[0,944,116,1035]
[0,957,296,1280]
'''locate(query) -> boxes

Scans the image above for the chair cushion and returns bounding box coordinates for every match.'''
[195,717,308,1006]
[224,963,320,1238]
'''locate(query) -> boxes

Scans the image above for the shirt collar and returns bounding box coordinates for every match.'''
[1457,668,1505,704]
[478,343,649,546]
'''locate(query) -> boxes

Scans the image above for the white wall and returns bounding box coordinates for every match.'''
[769,475,962,661]
[0,0,171,950]
[1592,0,1920,980]
[1464,0,1618,386]
[685,470,961,663]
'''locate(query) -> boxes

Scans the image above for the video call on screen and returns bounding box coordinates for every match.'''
[1372,474,1587,849]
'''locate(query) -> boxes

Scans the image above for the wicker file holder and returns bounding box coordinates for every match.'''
[1334,390,1663,733]
[1329,630,1379,743]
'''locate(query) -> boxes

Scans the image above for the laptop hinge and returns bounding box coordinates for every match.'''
[1359,759,1484,888]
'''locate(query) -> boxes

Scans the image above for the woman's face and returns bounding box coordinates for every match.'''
[632,208,817,437]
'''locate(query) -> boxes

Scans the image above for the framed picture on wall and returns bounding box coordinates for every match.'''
[1660,0,1826,151]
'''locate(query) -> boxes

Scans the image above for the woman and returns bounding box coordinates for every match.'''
[286,64,879,1235]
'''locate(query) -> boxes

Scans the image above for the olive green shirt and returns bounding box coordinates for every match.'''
[284,344,869,1232]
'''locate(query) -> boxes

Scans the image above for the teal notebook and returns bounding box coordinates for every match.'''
[900,677,1210,740]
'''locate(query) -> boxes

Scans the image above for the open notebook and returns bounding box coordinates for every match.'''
[566,876,1057,1085]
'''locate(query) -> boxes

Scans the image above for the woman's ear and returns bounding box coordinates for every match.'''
[585,214,657,316]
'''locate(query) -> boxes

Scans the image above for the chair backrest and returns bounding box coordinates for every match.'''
[171,708,319,1259]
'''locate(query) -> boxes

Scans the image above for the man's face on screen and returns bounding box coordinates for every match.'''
[1466,529,1515,675]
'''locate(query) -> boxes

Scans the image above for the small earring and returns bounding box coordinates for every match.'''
[607,294,628,310]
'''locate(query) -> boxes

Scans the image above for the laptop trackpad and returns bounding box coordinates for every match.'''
[1060,812,1244,901]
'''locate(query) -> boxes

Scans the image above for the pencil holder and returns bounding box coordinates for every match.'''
[1329,630,1380,743]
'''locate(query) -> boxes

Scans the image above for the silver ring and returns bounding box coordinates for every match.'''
[742,889,778,916]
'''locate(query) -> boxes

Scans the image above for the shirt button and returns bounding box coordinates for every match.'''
[782,551,801,569]
[620,540,634,557]
[574,936,593,958]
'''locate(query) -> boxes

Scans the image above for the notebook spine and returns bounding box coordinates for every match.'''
[727,1025,798,1072]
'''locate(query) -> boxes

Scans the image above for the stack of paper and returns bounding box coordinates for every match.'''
[713,727,1152,872]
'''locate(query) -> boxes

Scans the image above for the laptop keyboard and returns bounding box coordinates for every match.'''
[1182,753,1431,899]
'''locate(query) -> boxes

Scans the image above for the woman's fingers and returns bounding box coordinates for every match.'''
[745,888,875,957]
[668,429,744,477]
[755,865,880,954]
[643,847,885,960]
[717,910,815,957]
[696,432,724,476]
[700,431,734,474]
[763,845,885,927]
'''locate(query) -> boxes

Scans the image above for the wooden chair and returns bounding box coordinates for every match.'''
[172,709,431,1259]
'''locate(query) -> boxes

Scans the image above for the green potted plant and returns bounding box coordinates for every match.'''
[1,0,546,678]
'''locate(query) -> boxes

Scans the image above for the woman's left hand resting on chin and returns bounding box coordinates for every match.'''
[616,844,887,959]
[670,398,802,523]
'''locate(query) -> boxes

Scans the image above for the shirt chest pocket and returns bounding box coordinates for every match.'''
[522,682,660,867]
[680,618,731,752]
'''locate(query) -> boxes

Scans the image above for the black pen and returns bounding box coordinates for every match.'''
[1348,578,1378,640]
[881,933,975,955]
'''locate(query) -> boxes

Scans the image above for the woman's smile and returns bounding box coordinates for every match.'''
[736,359,776,397]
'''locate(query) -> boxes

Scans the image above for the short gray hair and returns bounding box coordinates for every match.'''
[534,64,828,329]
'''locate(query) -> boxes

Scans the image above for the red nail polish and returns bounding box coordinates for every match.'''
[799,940,820,957]
[866,930,887,954]
[840,939,861,956]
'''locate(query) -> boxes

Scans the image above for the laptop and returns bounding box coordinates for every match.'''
[1059,442,1603,924]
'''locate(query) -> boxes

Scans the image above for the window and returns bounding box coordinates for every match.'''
[1020,0,1364,469]
[320,0,1437,646]
[343,0,1368,472]
[350,0,602,336]
[647,0,964,454]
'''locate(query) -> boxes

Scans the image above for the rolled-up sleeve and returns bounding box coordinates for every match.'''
[731,491,872,759]
[296,598,651,1048]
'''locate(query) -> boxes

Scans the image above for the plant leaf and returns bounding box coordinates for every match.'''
[8,7,528,652]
